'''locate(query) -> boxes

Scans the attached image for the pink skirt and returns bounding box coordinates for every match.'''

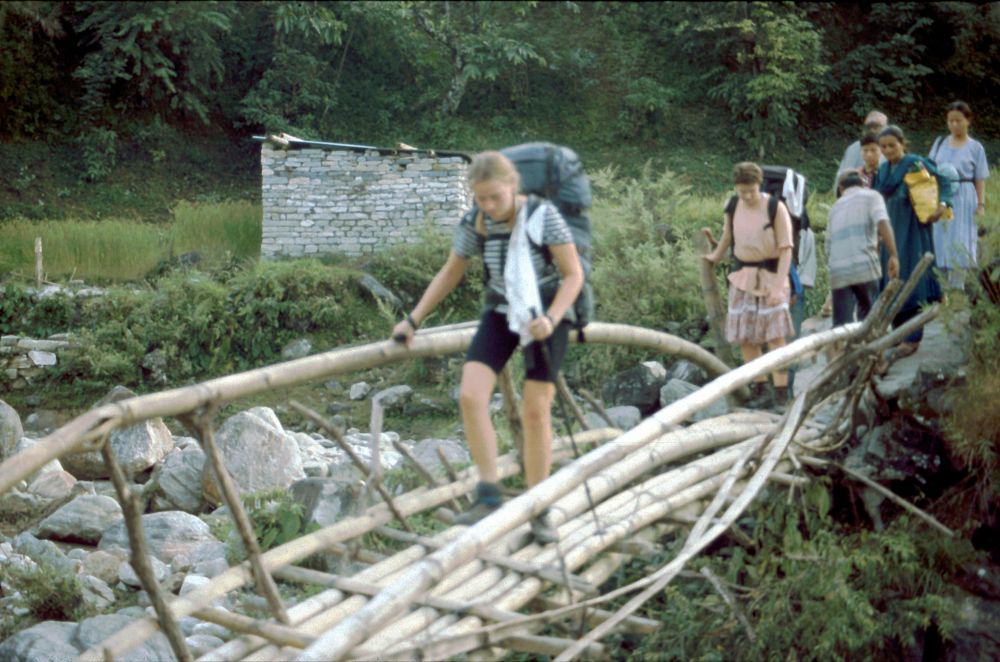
[725,287,794,345]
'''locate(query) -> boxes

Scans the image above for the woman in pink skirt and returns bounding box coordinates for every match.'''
[704,162,795,407]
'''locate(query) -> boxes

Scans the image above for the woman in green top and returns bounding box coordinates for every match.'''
[873,125,953,356]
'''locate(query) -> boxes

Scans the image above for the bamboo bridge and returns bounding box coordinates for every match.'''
[0,256,950,661]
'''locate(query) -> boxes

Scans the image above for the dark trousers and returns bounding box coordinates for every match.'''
[832,280,879,327]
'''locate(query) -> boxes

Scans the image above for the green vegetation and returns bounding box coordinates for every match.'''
[0,559,97,637]
[604,486,975,661]
[218,488,319,565]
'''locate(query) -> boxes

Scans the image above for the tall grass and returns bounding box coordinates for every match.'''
[0,201,261,283]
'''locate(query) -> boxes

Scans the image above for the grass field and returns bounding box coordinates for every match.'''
[0,200,261,283]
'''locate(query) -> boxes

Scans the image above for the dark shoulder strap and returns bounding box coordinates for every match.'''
[766,194,779,229]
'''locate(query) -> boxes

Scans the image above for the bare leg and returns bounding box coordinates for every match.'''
[521,379,556,487]
[458,362,499,483]
[767,336,788,387]
[740,342,766,382]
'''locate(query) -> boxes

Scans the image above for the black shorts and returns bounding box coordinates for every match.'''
[465,309,570,383]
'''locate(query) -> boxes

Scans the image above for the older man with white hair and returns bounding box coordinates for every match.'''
[832,110,888,191]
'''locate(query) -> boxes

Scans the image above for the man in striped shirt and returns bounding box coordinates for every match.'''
[827,170,900,331]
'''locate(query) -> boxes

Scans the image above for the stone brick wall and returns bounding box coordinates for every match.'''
[1,334,73,389]
[260,145,470,258]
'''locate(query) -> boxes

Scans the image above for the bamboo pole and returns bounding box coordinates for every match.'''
[34,237,43,288]
[189,413,289,624]
[296,341,844,660]
[695,227,737,368]
[497,365,525,457]
[100,438,192,662]
[1,323,724,497]
[87,429,619,662]
[392,439,463,512]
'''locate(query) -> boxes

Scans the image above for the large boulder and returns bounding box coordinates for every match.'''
[201,407,304,505]
[99,511,219,565]
[411,438,471,477]
[152,444,207,513]
[61,386,174,479]
[584,405,641,431]
[72,614,176,662]
[602,361,669,415]
[12,532,79,575]
[290,477,362,528]
[0,399,23,460]
[659,378,729,422]
[36,494,123,544]
[12,436,64,484]
[0,620,80,662]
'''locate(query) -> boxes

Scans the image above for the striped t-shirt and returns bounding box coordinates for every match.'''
[826,187,889,289]
[453,199,574,310]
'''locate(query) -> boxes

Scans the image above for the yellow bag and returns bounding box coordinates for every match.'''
[904,163,952,223]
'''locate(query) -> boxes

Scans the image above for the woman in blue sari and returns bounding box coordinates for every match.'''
[873,125,953,357]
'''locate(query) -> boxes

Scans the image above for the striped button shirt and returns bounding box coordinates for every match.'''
[453,200,574,311]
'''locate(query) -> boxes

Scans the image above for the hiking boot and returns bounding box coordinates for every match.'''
[770,386,789,412]
[530,509,560,545]
[455,481,503,525]
[454,499,501,525]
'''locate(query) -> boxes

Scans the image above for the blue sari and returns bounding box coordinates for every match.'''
[873,153,952,342]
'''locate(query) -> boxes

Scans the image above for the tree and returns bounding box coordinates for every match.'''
[402,1,548,117]
[673,2,830,158]
[71,1,234,125]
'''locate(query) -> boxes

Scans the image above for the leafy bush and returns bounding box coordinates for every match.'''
[223,488,318,564]
[2,559,95,623]
[76,127,119,182]
[608,486,970,660]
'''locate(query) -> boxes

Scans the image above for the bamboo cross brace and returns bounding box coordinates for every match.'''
[100,437,193,662]
[391,439,463,512]
[187,411,290,625]
[577,388,615,429]
[498,364,525,457]
[372,525,597,594]
[699,565,756,642]
[555,374,591,430]
[436,446,474,506]
[192,606,314,649]
[291,400,413,533]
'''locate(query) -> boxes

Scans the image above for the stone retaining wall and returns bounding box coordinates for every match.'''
[260,145,470,258]
[1,334,73,389]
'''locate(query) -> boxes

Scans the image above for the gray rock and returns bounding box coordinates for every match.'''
[358,273,403,309]
[82,549,128,585]
[281,338,313,360]
[584,405,641,431]
[349,381,372,401]
[152,445,206,513]
[13,436,64,483]
[25,469,76,501]
[141,349,168,385]
[12,532,79,575]
[27,350,57,367]
[0,399,23,460]
[411,438,470,476]
[373,385,414,410]
[944,594,1000,662]
[669,359,710,386]
[201,407,304,505]
[118,556,170,587]
[72,614,176,662]
[169,539,228,574]
[99,511,219,565]
[602,361,669,414]
[186,633,225,658]
[62,417,174,480]
[22,409,65,435]
[659,378,729,422]
[290,477,362,527]
[0,620,80,661]
[80,574,116,611]
[192,621,230,639]
[179,574,211,597]
[37,494,123,544]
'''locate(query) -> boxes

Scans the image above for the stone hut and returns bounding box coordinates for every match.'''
[258,135,472,258]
